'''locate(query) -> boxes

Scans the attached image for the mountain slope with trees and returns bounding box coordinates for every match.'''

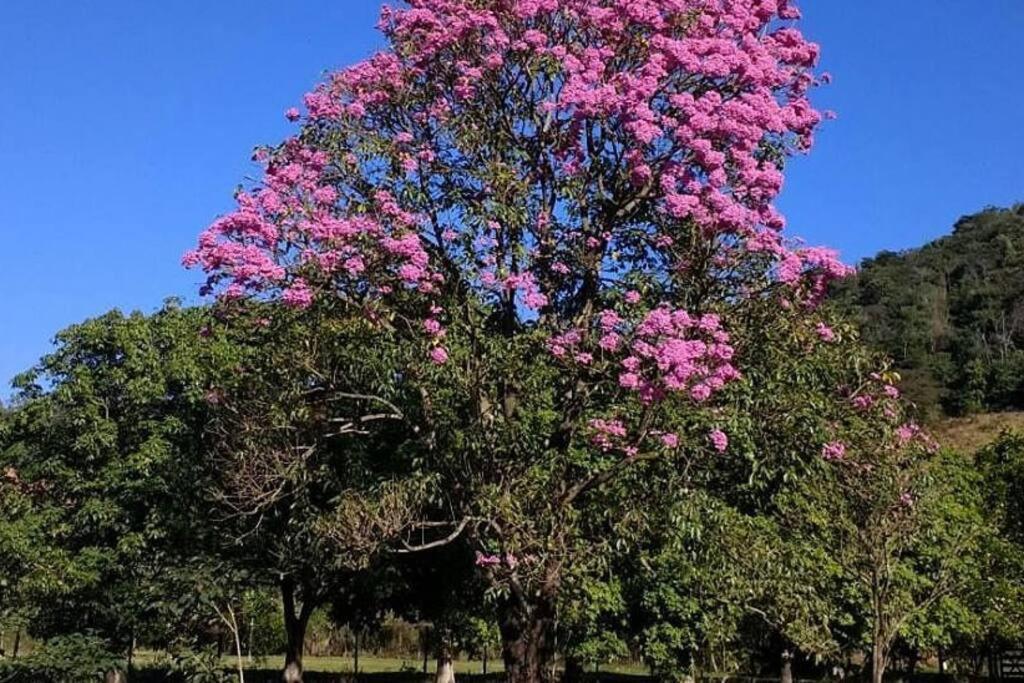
[834,204,1024,417]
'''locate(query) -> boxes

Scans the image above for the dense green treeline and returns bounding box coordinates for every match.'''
[833,204,1024,417]
[3,302,1024,683]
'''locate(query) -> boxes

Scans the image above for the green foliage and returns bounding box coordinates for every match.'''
[969,431,1024,649]
[0,634,122,682]
[834,204,1024,416]
[619,307,886,677]
[559,575,630,667]
[0,301,234,651]
[784,446,989,673]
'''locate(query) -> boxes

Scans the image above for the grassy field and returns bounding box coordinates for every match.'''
[932,410,1024,452]
[215,655,647,676]
[235,656,500,674]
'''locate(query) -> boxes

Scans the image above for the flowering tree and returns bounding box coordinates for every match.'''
[186,2,849,681]
[625,315,876,679]
[781,369,987,683]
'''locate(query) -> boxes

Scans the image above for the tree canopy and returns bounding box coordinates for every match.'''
[833,204,1024,417]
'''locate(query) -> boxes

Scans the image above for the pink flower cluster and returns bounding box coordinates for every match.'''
[847,373,903,417]
[547,305,739,406]
[589,418,630,452]
[474,551,519,569]
[185,0,850,399]
[210,0,841,311]
[821,441,846,461]
[751,239,856,305]
[184,140,441,309]
[893,422,938,453]
[620,307,739,404]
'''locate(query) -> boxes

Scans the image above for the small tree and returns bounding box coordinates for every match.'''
[961,431,1024,671]
[784,374,987,683]
[0,443,63,656]
[0,303,232,673]
[203,302,425,683]
[626,316,873,681]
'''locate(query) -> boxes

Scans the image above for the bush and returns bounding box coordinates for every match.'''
[0,634,122,682]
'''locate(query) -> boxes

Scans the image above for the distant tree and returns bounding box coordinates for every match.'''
[785,389,988,683]
[203,301,425,683]
[834,205,1024,417]
[626,316,875,681]
[0,437,64,658]
[0,302,235,676]
[960,431,1024,667]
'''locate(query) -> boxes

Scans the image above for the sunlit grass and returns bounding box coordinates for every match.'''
[233,655,503,674]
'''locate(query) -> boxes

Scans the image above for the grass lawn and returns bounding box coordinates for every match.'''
[219,655,647,675]
[230,655,503,674]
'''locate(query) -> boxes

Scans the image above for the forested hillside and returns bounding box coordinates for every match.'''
[835,204,1024,417]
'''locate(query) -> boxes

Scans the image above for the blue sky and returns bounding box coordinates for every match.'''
[2,1,1023,392]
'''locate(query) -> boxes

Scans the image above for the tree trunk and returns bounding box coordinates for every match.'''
[11,629,19,659]
[781,648,794,683]
[281,579,313,683]
[227,602,246,683]
[436,640,456,683]
[128,634,136,678]
[872,642,888,683]
[104,671,127,683]
[354,628,360,676]
[564,657,585,683]
[499,597,556,683]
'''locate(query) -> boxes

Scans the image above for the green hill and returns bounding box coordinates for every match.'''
[833,204,1024,418]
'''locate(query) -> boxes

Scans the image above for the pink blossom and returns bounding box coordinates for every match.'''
[285,107,301,121]
[896,423,920,445]
[590,417,629,451]
[599,333,622,352]
[282,279,314,309]
[816,322,836,342]
[551,261,570,275]
[613,306,739,403]
[709,429,728,453]
[475,552,501,567]
[821,441,846,461]
[852,395,874,411]
[590,418,627,439]
[599,309,621,331]
[618,372,640,389]
[430,346,449,365]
